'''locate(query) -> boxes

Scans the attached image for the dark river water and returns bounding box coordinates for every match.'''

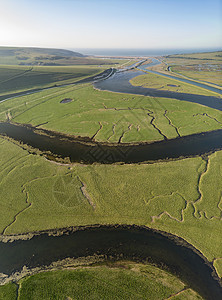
[0,225,221,300]
[1,122,222,163]
[95,68,222,111]
[0,60,222,298]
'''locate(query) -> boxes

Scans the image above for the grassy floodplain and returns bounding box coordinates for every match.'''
[0,50,222,297]
[1,85,222,143]
[0,135,222,278]
[130,72,222,97]
[0,263,202,300]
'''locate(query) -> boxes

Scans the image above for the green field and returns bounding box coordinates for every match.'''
[0,282,17,300]
[1,84,222,143]
[0,54,135,99]
[0,263,202,300]
[170,66,222,87]
[130,72,221,96]
[0,46,134,99]
[163,51,222,87]
[0,65,104,97]
[0,136,222,278]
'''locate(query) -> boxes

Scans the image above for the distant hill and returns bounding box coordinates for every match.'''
[0,46,84,57]
[0,46,87,65]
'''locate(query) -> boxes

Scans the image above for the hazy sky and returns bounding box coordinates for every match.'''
[0,0,221,49]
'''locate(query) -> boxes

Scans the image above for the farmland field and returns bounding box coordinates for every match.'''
[0,65,103,97]
[0,46,135,99]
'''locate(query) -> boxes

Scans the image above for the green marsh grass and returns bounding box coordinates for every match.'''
[1,85,222,143]
[130,73,221,96]
[1,137,222,276]
[16,263,201,300]
[0,282,17,300]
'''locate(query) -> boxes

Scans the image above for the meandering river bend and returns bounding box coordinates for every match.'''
[0,225,221,300]
[1,122,222,163]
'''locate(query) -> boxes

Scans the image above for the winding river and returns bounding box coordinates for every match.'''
[95,61,222,111]
[1,122,222,163]
[1,61,222,163]
[0,225,221,300]
[0,59,222,298]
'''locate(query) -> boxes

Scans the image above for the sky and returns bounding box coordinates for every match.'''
[0,0,221,50]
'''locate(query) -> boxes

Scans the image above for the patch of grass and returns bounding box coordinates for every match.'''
[1,85,222,143]
[130,73,221,96]
[0,65,30,82]
[0,137,66,233]
[214,259,222,278]
[0,282,17,300]
[194,151,222,219]
[167,108,222,136]
[16,263,201,300]
[118,58,141,68]
[151,203,222,264]
[171,288,202,299]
